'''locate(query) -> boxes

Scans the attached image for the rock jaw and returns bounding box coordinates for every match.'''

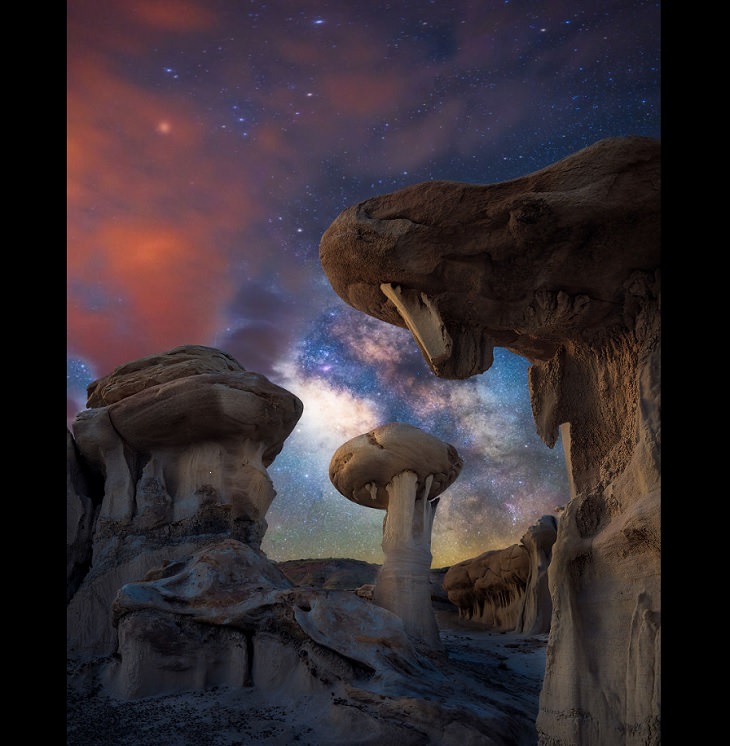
[379,282,495,379]
[319,136,660,381]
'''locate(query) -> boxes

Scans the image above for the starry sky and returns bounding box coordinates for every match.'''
[67,0,660,568]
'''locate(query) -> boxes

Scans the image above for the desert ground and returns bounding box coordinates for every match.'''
[67,605,548,746]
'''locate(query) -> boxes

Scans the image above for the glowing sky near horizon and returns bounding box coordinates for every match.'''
[67,0,660,567]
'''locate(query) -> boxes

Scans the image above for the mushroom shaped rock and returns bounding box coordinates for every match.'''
[73,347,303,545]
[68,346,303,657]
[328,422,463,648]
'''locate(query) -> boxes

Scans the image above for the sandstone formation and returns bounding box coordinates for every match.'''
[67,348,545,745]
[328,422,463,649]
[67,345,304,657]
[445,544,529,630]
[444,515,557,633]
[320,136,658,382]
[66,429,99,603]
[516,515,558,635]
[320,136,661,745]
[104,538,438,700]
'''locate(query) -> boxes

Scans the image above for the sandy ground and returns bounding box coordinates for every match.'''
[67,608,548,745]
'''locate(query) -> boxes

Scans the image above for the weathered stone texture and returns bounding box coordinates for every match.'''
[320,136,661,745]
[444,514,557,634]
[67,429,99,603]
[445,544,530,630]
[67,345,303,657]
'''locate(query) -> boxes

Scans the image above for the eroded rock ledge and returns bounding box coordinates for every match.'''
[445,515,557,634]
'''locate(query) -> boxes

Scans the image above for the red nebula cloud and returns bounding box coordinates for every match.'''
[120,0,217,34]
[67,218,232,375]
[68,32,268,378]
[321,72,406,118]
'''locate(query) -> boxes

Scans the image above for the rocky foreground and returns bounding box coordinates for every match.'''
[67,604,548,746]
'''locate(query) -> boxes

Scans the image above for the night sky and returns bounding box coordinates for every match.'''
[67,0,661,567]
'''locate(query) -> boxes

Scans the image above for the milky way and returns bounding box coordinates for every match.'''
[67,0,660,566]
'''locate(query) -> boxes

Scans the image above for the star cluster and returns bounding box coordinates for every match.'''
[67,0,660,567]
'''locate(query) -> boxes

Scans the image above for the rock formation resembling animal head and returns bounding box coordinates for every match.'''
[320,136,660,379]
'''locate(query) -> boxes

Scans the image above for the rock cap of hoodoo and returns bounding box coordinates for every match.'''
[86,344,246,407]
[328,421,463,509]
[99,371,302,465]
[76,345,304,467]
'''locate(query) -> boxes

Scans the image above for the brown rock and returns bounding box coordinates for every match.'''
[320,135,659,379]
[443,514,557,634]
[444,544,529,630]
[320,136,661,745]
[106,538,432,703]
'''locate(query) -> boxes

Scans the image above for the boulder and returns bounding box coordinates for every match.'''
[94,538,545,745]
